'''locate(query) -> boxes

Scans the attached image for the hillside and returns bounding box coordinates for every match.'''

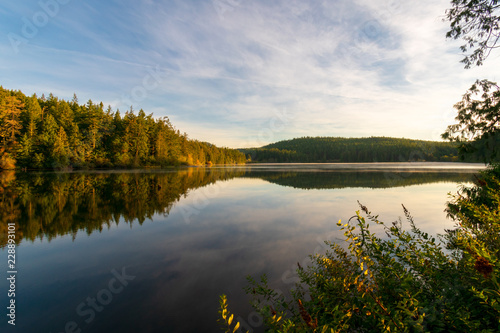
[240,136,467,163]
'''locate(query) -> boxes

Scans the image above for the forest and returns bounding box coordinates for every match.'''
[2,85,488,170]
[241,136,480,163]
[0,86,246,169]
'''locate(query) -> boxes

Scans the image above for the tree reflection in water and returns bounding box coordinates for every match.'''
[0,168,475,248]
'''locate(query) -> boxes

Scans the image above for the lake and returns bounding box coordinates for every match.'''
[0,163,485,332]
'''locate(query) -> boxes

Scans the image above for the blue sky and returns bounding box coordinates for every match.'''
[1,0,498,148]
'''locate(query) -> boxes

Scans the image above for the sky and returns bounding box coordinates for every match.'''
[0,0,498,148]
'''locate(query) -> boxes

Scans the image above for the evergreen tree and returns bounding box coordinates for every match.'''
[0,91,24,148]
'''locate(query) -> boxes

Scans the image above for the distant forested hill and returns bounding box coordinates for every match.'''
[240,137,474,163]
[0,86,246,169]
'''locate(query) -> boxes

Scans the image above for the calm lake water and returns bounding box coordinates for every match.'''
[0,163,485,332]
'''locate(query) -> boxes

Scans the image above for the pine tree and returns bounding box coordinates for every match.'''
[52,126,70,167]
[0,93,24,148]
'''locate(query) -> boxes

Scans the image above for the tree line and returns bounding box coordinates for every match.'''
[0,87,246,169]
[240,136,478,163]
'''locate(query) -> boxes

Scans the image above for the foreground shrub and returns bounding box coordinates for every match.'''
[444,164,500,324]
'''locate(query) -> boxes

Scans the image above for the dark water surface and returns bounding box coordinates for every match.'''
[0,163,485,332]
